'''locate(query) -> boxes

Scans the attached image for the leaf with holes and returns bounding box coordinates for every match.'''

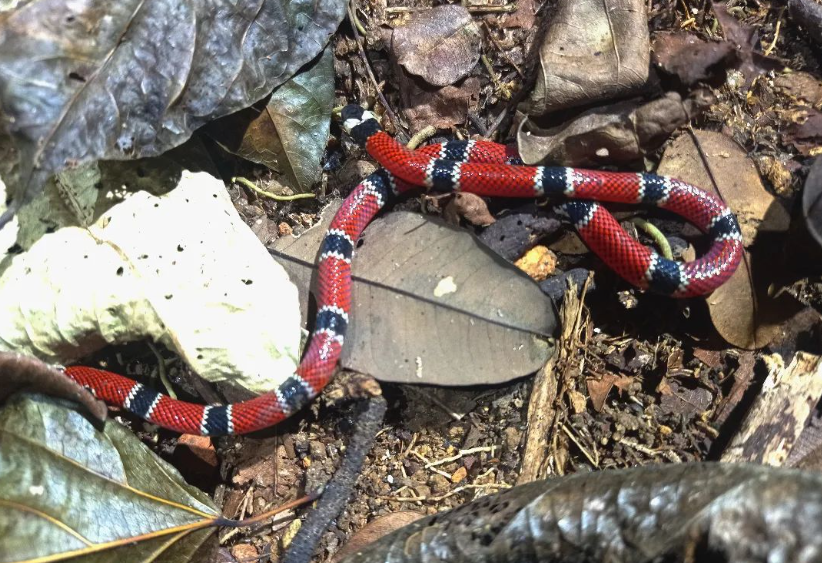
[0,392,220,562]
[0,0,345,224]
[271,201,557,386]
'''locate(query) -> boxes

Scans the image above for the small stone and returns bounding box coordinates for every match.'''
[514,245,557,282]
[278,222,293,236]
[429,473,450,495]
[451,466,468,483]
[231,544,259,560]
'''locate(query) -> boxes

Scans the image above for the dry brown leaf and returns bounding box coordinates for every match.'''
[517,93,707,166]
[652,32,736,86]
[401,74,481,131]
[333,512,425,563]
[389,5,481,87]
[523,0,650,116]
[443,192,496,226]
[656,131,797,349]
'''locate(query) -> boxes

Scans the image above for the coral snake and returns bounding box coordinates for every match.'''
[63,105,744,436]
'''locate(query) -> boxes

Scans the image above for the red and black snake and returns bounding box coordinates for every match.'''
[63,105,744,436]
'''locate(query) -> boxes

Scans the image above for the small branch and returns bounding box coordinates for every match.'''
[232,177,315,201]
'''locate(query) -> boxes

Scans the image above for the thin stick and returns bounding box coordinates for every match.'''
[232,177,315,201]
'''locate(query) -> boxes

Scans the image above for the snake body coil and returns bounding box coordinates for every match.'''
[63,106,743,436]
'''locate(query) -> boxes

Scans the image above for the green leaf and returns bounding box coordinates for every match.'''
[211,47,336,193]
[0,393,219,563]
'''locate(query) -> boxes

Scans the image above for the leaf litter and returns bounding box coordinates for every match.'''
[2,0,822,561]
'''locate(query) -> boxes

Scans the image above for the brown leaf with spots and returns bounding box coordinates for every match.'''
[389,5,482,87]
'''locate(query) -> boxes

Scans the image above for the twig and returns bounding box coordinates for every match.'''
[282,390,387,563]
[385,4,515,14]
[347,1,404,137]
[561,424,599,467]
[630,218,673,260]
[232,177,315,201]
[379,483,511,503]
[407,126,437,150]
[423,446,497,468]
[763,12,783,57]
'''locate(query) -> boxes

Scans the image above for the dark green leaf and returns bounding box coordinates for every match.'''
[211,47,336,193]
[0,0,345,223]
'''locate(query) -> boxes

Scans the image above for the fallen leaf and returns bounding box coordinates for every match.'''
[208,47,335,193]
[652,32,736,86]
[711,1,785,88]
[523,0,650,115]
[656,130,797,349]
[0,0,345,225]
[0,163,301,395]
[784,109,822,156]
[271,202,557,386]
[443,192,496,226]
[587,374,617,412]
[0,392,219,562]
[389,5,482,87]
[332,512,424,563]
[518,92,709,166]
[773,72,822,108]
[401,74,482,131]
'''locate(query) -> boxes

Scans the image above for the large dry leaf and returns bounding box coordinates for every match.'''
[271,202,556,385]
[523,0,649,116]
[338,463,822,563]
[0,165,301,395]
[0,392,219,562]
[0,0,345,224]
[209,47,336,193]
[656,131,797,349]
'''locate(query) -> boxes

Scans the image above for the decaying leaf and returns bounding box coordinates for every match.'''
[711,1,785,88]
[388,5,482,87]
[518,92,709,166]
[0,0,345,224]
[523,0,650,116]
[337,463,822,563]
[0,165,301,395]
[400,74,482,132]
[656,130,797,349]
[442,192,496,227]
[0,392,219,562]
[784,109,822,156]
[271,202,556,386]
[208,47,336,193]
[332,512,424,563]
[652,32,736,86]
